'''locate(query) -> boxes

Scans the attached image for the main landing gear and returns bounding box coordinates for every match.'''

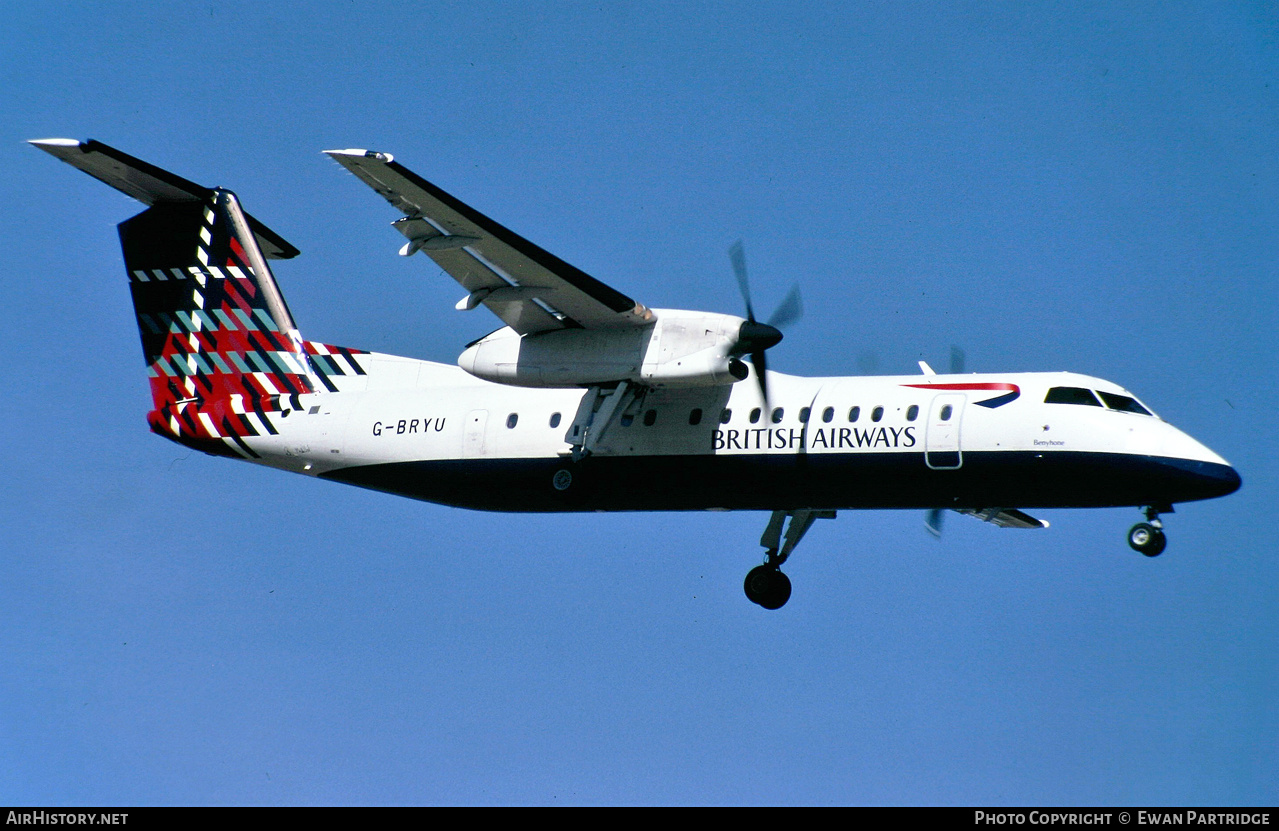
[744,564,791,610]
[744,509,835,609]
[1128,504,1172,557]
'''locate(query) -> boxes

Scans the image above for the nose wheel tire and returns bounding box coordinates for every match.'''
[744,565,792,609]
[1128,522,1167,557]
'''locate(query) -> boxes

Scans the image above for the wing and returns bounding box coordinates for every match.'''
[325,149,652,335]
[957,508,1050,529]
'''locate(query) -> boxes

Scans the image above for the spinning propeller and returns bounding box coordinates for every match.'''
[727,240,802,404]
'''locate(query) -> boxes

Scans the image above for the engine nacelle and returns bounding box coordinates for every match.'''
[457,309,750,388]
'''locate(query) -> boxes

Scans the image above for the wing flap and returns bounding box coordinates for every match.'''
[326,149,651,334]
[390,217,565,332]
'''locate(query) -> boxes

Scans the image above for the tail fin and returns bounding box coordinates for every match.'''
[33,139,362,459]
[120,190,319,456]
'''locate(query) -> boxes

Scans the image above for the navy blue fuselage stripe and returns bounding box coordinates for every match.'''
[974,390,1020,408]
[320,451,1240,513]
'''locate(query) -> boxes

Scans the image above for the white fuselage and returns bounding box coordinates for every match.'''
[224,351,1237,513]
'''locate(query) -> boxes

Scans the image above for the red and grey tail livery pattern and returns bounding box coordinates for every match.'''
[902,382,1021,408]
[143,340,367,460]
[303,340,368,392]
[119,190,363,458]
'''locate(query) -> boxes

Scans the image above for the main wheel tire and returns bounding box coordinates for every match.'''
[744,565,792,609]
[1128,523,1167,557]
[760,570,792,609]
[744,565,771,605]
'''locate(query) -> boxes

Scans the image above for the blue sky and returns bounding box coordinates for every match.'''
[2,1,1276,805]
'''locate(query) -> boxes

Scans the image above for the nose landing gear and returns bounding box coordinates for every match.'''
[1128,504,1172,557]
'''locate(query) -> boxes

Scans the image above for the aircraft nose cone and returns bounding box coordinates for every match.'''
[1205,463,1242,498]
[735,320,783,354]
[1157,458,1242,502]
[1156,428,1240,501]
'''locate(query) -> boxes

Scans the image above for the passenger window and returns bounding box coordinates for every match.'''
[549,412,561,428]
[822,407,834,423]
[799,407,810,423]
[871,406,884,422]
[1044,387,1102,407]
[771,407,784,424]
[750,408,762,424]
[940,405,953,421]
[689,408,703,426]
[506,413,518,429]
[906,405,919,421]
[1097,391,1152,415]
[620,413,634,427]
[848,406,860,423]
[720,408,732,424]
[643,409,657,427]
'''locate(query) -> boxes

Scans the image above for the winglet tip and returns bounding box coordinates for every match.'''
[29,138,84,154]
[324,148,393,163]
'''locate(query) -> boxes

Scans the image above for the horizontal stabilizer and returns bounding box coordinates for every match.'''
[30,139,299,259]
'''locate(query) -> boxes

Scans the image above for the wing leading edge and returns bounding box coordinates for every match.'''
[325,150,652,335]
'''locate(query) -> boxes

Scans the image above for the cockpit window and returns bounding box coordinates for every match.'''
[1097,391,1153,415]
[1044,387,1102,407]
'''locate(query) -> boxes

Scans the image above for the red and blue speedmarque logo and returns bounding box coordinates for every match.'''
[901,382,1020,408]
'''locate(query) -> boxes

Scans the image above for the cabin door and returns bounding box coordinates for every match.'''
[924,393,966,470]
[463,410,488,457]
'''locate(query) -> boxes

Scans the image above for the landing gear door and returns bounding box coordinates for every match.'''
[463,410,488,458]
[925,393,965,470]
